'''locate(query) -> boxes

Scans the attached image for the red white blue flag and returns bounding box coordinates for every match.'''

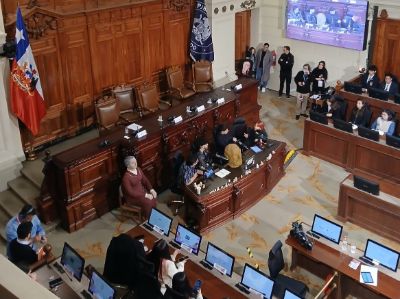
[10,7,46,136]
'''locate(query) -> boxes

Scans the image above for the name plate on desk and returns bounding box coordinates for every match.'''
[213,263,227,275]
[181,243,192,253]
[234,84,243,91]
[136,130,147,138]
[196,105,205,112]
[174,115,183,124]
[216,98,225,104]
[153,225,164,235]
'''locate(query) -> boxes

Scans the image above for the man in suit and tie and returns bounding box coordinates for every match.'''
[361,65,380,90]
[381,73,398,96]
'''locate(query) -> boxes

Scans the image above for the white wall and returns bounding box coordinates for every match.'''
[252,0,400,92]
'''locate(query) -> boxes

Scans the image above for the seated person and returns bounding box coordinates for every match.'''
[305,7,317,25]
[147,239,185,294]
[193,138,211,170]
[164,272,203,299]
[121,156,157,219]
[9,222,45,268]
[215,124,236,155]
[349,100,371,127]
[371,109,396,136]
[381,73,398,96]
[224,143,242,168]
[5,204,46,258]
[318,97,344,120]
[361,65,380,90]
[180,154,203,186]
[244,121,269,147]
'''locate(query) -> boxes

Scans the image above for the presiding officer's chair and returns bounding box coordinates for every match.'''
[192,60,214,92]
[166,65,196,100]
[135,82,171,117]
[95,95,126,134]
[113,84,140,122]
[268,240,308,298]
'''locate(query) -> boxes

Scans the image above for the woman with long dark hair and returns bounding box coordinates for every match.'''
[349,100,371,127]
[163,272,203,299]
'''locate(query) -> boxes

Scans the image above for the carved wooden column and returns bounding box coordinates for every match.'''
[0,4,25,191]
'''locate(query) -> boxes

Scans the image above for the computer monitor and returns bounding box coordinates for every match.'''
[204,242,235,277]
[311,214,343,244]
[310,111,328,125]
[60,242,85,282]
[344,81,363,94]
[174,224,202,255]
[283,289,304,299]
[89,268,116,299]
[333,118,353,133]
[353,175,379,196]
[386,134,400,149]
[394,93,400,104]
[240,263,274,299]
[146,208,172,236]
[363,239,400,272]
[368,87,389,101]
[357,126,380,141]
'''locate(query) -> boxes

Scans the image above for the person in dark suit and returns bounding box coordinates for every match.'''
[326,8,341,29]
[361,65,380,90]
[311,61,328,94]
[381,73,398,96]
[305,8,317,25]
[278,46,294,98]
[319,97,344,120]
[294,63,312,119]
[215,124,237,155]
[349,100,371,127]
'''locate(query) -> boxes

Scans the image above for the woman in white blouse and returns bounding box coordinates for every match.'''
[147,239,186,294]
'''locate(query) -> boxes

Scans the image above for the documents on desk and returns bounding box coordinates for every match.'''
[215,168,230,178]
[349,259,360,270]
[127,123,142,131]
[360,265,378,287]
[173,115,183,124]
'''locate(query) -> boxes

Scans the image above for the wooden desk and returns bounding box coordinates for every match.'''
[303,119,400,185]
[40,78,261,232]
[286,235,400,299]
[126,226,248,299]
[184,141,286,233]
[338,174,400,244]
[337,88,400,131]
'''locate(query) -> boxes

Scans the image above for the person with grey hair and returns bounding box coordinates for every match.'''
[121,156,157,218]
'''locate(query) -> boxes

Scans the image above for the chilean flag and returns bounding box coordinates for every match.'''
[10,7,45,136]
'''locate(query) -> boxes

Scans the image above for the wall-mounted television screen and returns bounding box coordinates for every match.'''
[286,0,369,51]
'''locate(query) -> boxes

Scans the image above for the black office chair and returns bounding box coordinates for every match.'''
[268,240,308,299]
[163,286,186,299]
[169,151,185,215]
[133,271,163,299]
[232,117,247,139]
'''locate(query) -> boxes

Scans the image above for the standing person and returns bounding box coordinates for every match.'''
[121,156,157,219]
[294,64,312,120]
[245,47,256,77]
[278,46,294,98]
[311,61,328,94]
[255,43,273,93]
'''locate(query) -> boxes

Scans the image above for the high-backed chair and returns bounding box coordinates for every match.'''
[136,82,171,116]
[113,85,140,122]
[268,240,308,298]
[192,60,214,92]
[166,65,196,100]
[94,95,125,133]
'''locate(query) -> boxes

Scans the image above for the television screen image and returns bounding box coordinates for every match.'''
[89,269,116,299]
[286,0,369,51]
[60,242,85,282]
[174,224,202,255]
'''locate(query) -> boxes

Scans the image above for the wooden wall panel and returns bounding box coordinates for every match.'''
[235,10,251,61]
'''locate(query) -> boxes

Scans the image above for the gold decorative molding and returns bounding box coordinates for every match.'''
[25,12,57,39]
[240,0,256,10]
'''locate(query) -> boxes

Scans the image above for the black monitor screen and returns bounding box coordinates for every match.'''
[148,208,172,236]
[357,126,379,141]
[284,289,304,299]
[174,224,202,255]
[368,87,389,101]
[310,111,328,125]
[89,269,116,299]
[386,134,400,149]
[333,118,353,133]
[364,239,400,272]
[241,263,274,299]
[205,242,235,277]
[60,242,85,281]
[344,82,362,94]
[353,175,379,195]
[311,214,343,244]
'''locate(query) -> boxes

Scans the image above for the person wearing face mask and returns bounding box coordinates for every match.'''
[311,61,328,94]
[371,109,396,136]
[350,100,371,127]
[294,64,312,120]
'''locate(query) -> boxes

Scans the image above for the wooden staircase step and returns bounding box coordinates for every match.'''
[0,190,25,218]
